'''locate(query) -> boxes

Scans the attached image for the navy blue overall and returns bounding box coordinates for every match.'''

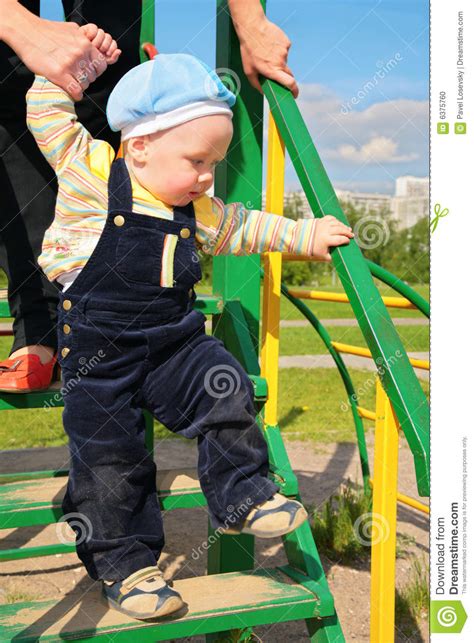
[56,159,278,582]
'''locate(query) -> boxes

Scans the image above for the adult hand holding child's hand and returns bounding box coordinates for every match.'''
[70,24,121,96]
[310,215,354,262]
[0,0,121,101]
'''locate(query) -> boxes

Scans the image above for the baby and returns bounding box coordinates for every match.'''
[26,37,353,620]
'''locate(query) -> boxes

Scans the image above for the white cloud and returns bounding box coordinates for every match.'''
[325,135,419,163]
[296,83,428,165]
[263,81,428,193]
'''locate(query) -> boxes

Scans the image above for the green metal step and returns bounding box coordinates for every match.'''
[0,468,205,533]
[0,293,223,321]
[0,375,266,411]
[0,566,327,641]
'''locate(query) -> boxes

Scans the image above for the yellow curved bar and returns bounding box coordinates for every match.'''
[286,288,416,309]
[260,113,285,427]
[368,479,430,515]
[396,490,430,514]
[332,342,429,370]
[357,406,376,421]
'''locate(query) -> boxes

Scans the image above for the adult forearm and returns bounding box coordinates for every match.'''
[227,0,299,98]
[227,0,265,36]
[0,0,37,50]
[0,5,119,100]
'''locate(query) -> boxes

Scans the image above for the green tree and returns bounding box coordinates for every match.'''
[341,201,398,266]
[383,217,429,284]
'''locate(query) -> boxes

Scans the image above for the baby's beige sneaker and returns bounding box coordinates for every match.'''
[222,493,308,538]
[102,565,184,620]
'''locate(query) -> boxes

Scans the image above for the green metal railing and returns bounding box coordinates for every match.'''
[262,265,429,500]
[261,77,429,497]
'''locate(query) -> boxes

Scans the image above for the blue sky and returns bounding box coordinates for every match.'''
[42,1,429,194]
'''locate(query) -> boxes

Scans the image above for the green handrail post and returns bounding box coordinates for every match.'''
[139,0,155,62]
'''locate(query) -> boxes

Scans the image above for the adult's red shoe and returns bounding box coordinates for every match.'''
[0,354,58,393]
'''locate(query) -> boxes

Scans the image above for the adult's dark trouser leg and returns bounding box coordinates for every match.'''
[141,319,279,530]
[0,122,60,354]
[0,0,142,355]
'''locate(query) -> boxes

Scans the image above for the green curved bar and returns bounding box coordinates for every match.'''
[367,261,430,318]
[279,279,371,495]
[261,77,429,496]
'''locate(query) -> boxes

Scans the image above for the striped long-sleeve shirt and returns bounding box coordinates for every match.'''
[26,76,319,284]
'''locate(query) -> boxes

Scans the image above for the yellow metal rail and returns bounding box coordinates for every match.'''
[357,406,429,515]
[260,113,285,426]
[332,341,429,371]
[285,287,417,310]
[368,479,429,515]
[370,380,400,643]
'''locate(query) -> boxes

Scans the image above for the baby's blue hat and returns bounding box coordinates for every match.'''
[106,53,236,141]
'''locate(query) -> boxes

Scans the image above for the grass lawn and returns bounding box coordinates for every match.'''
[0,278,429,450]
[0,366,429,451]
[279,323,429,354]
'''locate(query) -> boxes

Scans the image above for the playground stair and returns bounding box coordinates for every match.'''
[0,567,331,642]
[0,289,342,641]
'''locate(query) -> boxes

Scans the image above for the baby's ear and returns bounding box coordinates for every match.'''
[125,136,147,162]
